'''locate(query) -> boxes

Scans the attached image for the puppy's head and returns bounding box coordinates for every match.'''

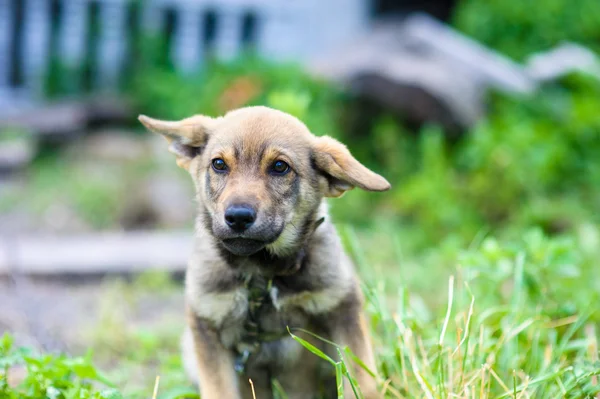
[140,106,390,257]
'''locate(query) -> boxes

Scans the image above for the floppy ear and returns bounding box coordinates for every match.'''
[312,136,391,198]
[138,114,218,170]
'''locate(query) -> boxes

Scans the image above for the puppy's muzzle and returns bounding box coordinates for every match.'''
[213,203,284,256]
[224,204,256,233]
[220,204,266,256]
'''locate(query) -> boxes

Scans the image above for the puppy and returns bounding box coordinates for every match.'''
[139,106,390,399]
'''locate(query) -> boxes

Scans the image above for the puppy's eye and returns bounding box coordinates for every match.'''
[270,160,290,175]
[212,158,228,172]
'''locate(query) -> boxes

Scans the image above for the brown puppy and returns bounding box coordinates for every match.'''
[139,106,390,399]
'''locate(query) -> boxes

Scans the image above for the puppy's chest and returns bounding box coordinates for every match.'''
[217,275,313,349]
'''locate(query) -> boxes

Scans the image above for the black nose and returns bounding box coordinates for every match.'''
[224,205,256,232]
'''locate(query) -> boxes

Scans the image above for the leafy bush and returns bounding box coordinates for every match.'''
[0,335,121,399]
[400,74,600,240]
[454,0,600,60]
[129,56,342,139]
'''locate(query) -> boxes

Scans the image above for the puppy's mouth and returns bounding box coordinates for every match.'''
[221,238,267,256]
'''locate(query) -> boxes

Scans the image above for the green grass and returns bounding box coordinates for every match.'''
[356,228,600,398]
[2,226,599,398]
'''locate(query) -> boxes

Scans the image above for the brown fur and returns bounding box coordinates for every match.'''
[140,106,390,399]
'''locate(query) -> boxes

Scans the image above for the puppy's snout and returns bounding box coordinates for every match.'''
[224,204,256,233]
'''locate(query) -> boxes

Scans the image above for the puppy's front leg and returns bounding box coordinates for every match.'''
[329,294,380,399]
[187,306,241,399]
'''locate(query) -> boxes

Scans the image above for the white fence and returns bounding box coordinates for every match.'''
[0,0,368,114]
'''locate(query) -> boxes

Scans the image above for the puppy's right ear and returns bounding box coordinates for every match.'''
[138,114,218,170]
[312,136,391,198]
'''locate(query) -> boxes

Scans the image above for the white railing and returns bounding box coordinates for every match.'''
[0,0,368,114]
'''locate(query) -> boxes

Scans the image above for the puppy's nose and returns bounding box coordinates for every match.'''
[224,205,256,232]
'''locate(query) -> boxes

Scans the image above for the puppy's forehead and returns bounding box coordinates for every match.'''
[211,107,314,150]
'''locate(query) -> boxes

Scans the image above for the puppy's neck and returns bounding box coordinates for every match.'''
[221,246,307,278]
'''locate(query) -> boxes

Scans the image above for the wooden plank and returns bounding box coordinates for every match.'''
[401,14,536,94]
[0,97,132,138]
[0,231,193,276]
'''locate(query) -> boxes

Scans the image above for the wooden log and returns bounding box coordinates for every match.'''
[308,14,540,130]
[0,97,133,140]
[0,102,87,140]
[0,231,193,276]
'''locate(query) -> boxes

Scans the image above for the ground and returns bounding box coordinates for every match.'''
[0,273,189,396]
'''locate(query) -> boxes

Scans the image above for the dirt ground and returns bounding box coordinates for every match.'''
[0,273,196,395]
[0,274,185,355]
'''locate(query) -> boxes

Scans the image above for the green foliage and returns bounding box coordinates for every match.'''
[454,0,600,60]
[25,154,123,229]
[351,225,600,398]
[459,228,600,316]
[129,56,341,139]
[5,146,164,230]
[349,73,600,242]
[83,275,192,399]
[0,334,121,399]
[0,128,33,144]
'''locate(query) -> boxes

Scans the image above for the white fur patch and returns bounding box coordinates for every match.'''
[274,283,350,315]
[191,288,248,327]
[181,327,199,385]
[270,286,281,310]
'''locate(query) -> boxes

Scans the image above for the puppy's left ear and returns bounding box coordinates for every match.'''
[138,114,218,170]
[312,136,391,198]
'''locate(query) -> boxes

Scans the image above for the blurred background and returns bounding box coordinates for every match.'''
[1,0,600,397]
